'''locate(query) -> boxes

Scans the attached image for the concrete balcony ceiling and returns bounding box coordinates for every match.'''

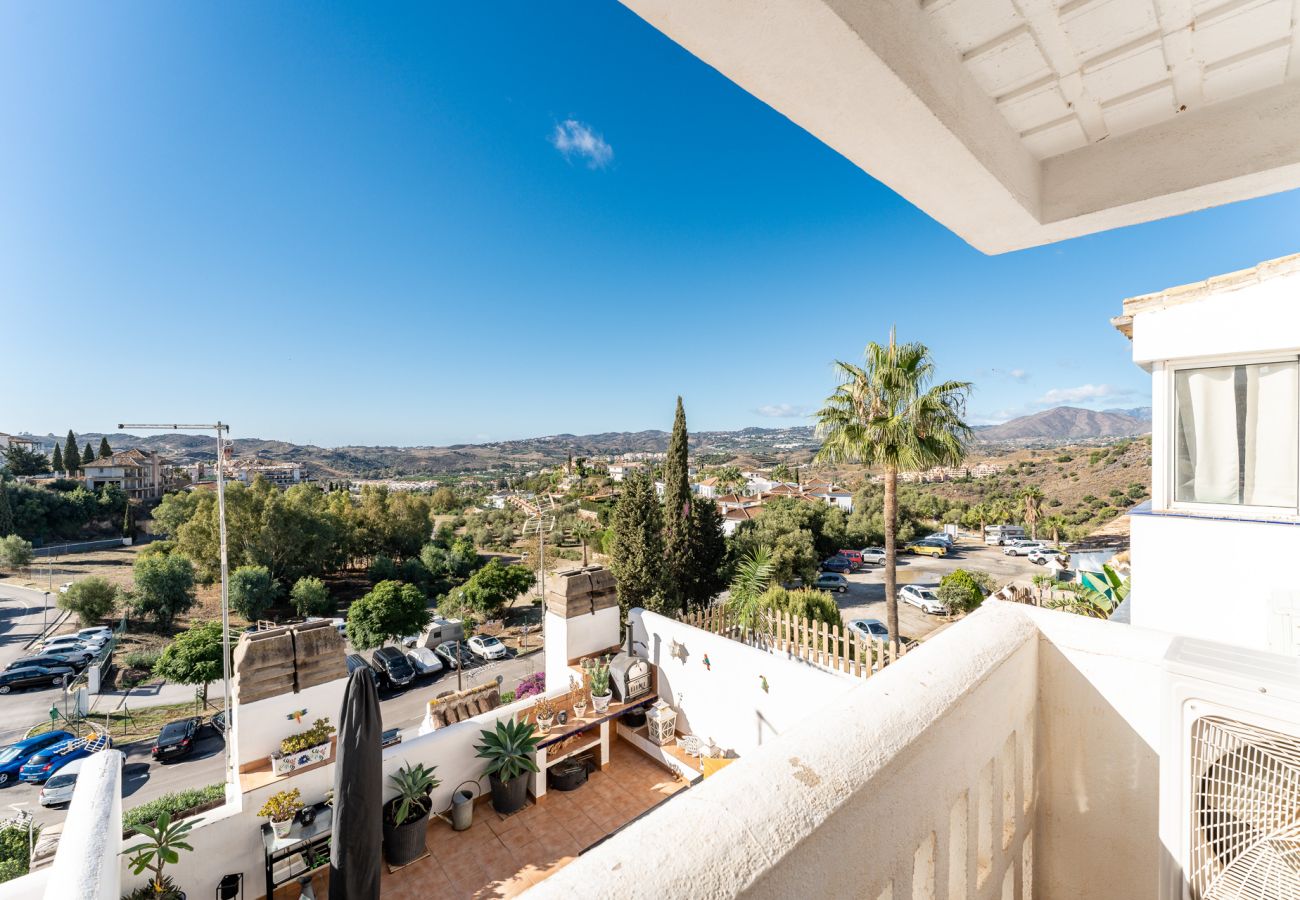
[619,0,1300,253]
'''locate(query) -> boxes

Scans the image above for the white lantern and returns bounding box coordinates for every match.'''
[646,701,677,747]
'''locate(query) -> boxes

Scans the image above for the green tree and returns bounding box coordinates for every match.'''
[429,487,458,513]
[814,331,970,652]
[82,442,95,465]
[0,535,33,570]
[229,565,279,622]
[752,585,840,628]
[58,576,119,627]
[0,482,12,538]
[937,569,986,615]
[98,437,113,458]
[771,463,794,484]
[2,444,51,477]
[63,431,79,477]
[571,518,598,566]
[1020,486,1044,540]
[608,471,665,614]
[51,443,64,475]
[131,552,196,630]
[680,493,728,607]
[290,576,333,618]
[660,397,692,611]
[712,465,745,494]
[152,620,225,703]
[458,558,534,618]
[346,580,430,650]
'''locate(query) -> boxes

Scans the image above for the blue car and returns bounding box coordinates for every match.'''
[19,733,111,784]
[0,731,72,786]
[821,555,852,574]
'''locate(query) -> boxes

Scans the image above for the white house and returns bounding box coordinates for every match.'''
[693,476,718,499]
[607,462,643,482]
[82,449,166,500]
[1114,253,1300,656]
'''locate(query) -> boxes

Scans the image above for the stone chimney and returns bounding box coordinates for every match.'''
[543,565,620,689]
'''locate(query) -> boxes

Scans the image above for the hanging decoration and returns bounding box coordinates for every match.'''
[286,708,308,723]
[703,654,711,671]
[760,675,769,693]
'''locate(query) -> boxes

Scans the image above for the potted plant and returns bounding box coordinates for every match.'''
[273,718,336,775]
[585,658,612,714]
[123,811,197,899]
[259,788,304,839]
[569,675,587,719]
[533,695,557,734]
[474,718,540,815]
[383,762,439,867]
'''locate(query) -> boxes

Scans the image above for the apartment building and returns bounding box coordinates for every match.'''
[82,449,166,500]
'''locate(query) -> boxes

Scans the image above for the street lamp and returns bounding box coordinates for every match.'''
[119,421,232,785]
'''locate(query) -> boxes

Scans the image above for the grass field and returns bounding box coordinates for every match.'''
[28,697,218,747]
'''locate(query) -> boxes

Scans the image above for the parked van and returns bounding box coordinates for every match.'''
[402,617,466,649]
[984,525,1026,546]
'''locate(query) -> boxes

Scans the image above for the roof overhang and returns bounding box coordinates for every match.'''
[619,0,1300,254]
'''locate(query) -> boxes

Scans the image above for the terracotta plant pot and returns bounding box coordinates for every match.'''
[488,772,529,815]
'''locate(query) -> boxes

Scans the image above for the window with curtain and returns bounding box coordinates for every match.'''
[1174,361,1298,508]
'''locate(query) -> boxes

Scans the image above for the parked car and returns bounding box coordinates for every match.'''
[40,636,100,655]
[344,653,377,685]
[899,585,948,615]
[838,550,864,567]
[821,556,853,574]
[151,718,201,762]
[7,653,87,673]
[1003,540,1047,557]
[38,758,86,807]
[0,731,73,785]
[210,710,227,735]
[20,735,111,784]
[1027,547,1067,565]
[58,583,73,594]
[847,618,890,643]
[0,665,74,694]
[467,635,508,660]
[924,532,956,549]
[371,646,416,688]
[75,627,113,643]
[904,540,948,558]
[859,548,888,566]
[405,647,445,677]
[432,642,462,670]
[814,573,849,593]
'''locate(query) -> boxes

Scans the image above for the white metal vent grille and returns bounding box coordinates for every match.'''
[1189,715,1300,899]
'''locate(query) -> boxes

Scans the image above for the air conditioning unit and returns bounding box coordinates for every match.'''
[1161,637,1300,900]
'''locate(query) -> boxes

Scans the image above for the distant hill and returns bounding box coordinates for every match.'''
[16,406,1146,478]
[975,407,1150,444]
[1102,406,1152,421]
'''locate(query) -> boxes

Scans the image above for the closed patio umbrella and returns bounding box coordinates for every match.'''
[330,668,382,900]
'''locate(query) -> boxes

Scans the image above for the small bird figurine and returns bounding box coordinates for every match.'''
[703,654,711,671]
[760,675,769,693]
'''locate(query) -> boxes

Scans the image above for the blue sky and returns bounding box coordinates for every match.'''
[3,3,1298,447]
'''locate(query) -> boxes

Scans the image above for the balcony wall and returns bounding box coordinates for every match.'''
[528,602,1173,900]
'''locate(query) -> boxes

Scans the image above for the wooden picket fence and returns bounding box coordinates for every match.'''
[677,607,907,678]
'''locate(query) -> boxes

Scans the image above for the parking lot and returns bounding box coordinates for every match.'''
[830,536,1049,643]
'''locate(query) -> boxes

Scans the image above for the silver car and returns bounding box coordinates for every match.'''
[38,758,85,807]
[899,585,949,615]
[405,647,445,677]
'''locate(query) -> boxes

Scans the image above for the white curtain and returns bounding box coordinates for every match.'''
[1244,362,1298,507]
[1175,367,1239,504]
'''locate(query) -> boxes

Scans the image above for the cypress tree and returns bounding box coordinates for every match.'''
[82,442,95,464]
[608,470,666,615]
[63,431,79,476]
[51,443,64,474]
[660,396,692,610]
[681,491,729,608]
[0,480,14,538]
[98,437,112,458]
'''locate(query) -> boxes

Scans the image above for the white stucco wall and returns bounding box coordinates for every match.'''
[232,676,348,773]
[543,607,620,692]
[1130,511,1300,654]
[629,609,855,757]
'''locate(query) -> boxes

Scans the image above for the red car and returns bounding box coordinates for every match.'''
[838,550,864,567]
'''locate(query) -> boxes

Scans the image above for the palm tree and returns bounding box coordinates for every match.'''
[713,465,746,495]
[1042,514,1066,546]
[814,332,971,650]
[725,547,775,630]
[1020,486,1044,540]
[572,518,598,566]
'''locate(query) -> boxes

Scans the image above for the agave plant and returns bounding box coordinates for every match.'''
[124,811,197,897]
[387,762,440,827]
[475,718,540,784]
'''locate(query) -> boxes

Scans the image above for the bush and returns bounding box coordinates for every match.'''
[752,586,841,628]
[290,576,333,618]
[122,783,225,836]
[0,822,38,883]
[0,535,33,570]
[122,649,161,671]
[937,570,987,615]
[58,575,119,627]
[229,565,279,622]
[515,672,545,699]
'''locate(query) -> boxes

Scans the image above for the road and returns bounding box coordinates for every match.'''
[0,583,76,739]
[832,538,1049,642]
[2,643,543,830]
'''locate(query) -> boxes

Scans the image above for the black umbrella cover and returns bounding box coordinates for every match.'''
[330,667,383,899]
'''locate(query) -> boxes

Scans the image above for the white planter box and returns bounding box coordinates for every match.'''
[272,741,332,775]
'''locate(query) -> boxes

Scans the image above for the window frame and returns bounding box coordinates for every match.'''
[1165,352,1300,518]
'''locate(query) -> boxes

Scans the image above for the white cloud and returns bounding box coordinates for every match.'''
[1037,383,1133,405]
[550,119,613,169]
[1007,368,1029,382]
[755,403,810,418]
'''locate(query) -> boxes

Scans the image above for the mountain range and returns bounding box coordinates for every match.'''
[19,406,1150,478]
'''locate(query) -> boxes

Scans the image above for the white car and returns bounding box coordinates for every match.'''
[1027,547,1067,565]
[859,548,888,566]
[1003,541,1047,557]
[40,638,93,655]
[899,585,949,615]
[405,647,445,676]
[467,635,508,660]
[75,627,112,643]
[847,618,890,643]
[58,583,73,594]
[39,758,85,807]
